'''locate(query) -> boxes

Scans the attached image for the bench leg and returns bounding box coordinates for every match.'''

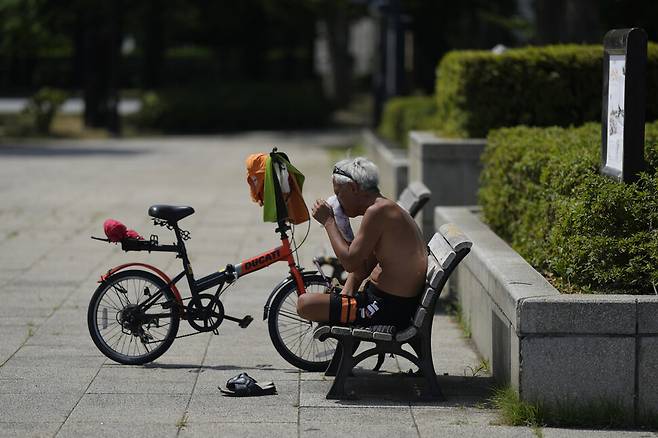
[325,339,360,377]
[416,335,444,400]
[324,343,341,377]
[326,336,356,400]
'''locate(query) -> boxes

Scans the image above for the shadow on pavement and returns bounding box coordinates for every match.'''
[143,362,298,374]
[325,373,496,408]
[0,144,148,157]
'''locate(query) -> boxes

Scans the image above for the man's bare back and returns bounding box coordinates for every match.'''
[363,198,427,297]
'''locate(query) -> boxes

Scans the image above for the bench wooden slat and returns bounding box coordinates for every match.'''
[428,233,456,269]
[373,331,394,341]
[395,326,417,342]
[331,326,351,336]
[396,189,416,213]
[420,287,438,308]
[351,328,375,339]
[439,223,473,252]
[427,258,443,289]
[413,308,427,328]
[397,181,431,218]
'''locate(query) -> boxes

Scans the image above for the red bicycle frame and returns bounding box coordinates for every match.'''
[233,235,306,294]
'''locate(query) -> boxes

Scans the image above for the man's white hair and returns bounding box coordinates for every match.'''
[333,157,379,192]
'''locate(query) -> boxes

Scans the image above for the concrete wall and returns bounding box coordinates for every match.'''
[362,129,408,199]
[435,206,658,418]
[408,132,485,241]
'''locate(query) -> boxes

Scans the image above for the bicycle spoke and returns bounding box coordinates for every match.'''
[277,309,310,324]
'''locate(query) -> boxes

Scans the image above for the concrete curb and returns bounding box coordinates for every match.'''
[362,129,408,199]
[409,132,485,241]
[435,206,658,417]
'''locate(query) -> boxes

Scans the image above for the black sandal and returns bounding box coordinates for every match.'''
[218,372,277,397]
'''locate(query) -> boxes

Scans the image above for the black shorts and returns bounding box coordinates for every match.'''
[329,282,419,329]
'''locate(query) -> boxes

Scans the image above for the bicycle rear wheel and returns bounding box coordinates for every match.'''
[87,270,180,365]
[268,274,337,371]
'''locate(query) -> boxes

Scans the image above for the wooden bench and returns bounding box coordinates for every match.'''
[396,180,431,219]
[313,223,472,400]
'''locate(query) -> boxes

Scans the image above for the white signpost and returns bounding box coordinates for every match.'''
[601,29,647,183]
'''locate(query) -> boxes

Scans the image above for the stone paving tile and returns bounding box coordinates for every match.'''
[0,326,29,364]
[411,406,499,427]
[0,393,81,423]
[56,422,179,438]
[178,422,295,438]
[185,381,298,423]
[86,365,198,395]
[299,423,419,438]
[0,304,55,319]
[0,365,99,394]
[65,393,189,424]
[2,345,105,369]
[416,425,536,438]
[0,422,61,438]
[299,406,416,425]
[300,378,416,408]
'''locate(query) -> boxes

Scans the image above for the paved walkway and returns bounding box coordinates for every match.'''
[0,132,654,437]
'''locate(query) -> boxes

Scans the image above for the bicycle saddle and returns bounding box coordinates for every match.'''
[148,205,195,223]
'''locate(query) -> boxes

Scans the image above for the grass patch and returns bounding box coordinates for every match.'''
[464,358,490,377]
[175,413,189,429]
[491,386,651,429]
[492,387,543,428]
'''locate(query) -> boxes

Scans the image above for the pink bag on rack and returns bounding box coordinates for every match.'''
[103,219,143,242]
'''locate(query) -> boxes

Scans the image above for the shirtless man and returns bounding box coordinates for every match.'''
[297,157,427,328]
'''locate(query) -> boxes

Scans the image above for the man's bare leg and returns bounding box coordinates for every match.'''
[297,293,331,321]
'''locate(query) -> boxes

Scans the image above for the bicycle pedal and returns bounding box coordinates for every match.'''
[239,315,253,328]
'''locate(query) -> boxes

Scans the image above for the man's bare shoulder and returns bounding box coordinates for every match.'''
[364,197,401,218]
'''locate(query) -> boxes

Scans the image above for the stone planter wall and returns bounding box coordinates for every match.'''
[435,206,658,417]
[362,129,408,199]
[408,132,486,241]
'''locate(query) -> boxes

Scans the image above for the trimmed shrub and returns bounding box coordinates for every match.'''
[25,87,68,134]
[377,95,438,146]
[2,87,68,136]
[479,122,658,294]
[134,81,332,133]
[436,43,658,138]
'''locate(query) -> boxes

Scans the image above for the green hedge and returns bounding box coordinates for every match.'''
[377,95,437,146]
[134,81,332,133]
[436,44,658,138]
[479,122,658,294]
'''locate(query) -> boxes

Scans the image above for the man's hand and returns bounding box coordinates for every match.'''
[311,199,334,226]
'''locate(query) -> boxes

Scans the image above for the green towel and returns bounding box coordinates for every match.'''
[263,154,306,223]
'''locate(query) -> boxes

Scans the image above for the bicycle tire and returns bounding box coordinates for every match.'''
[267,273,337,371]
[87,269,180,365]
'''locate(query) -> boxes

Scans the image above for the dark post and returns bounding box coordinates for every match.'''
[370,0,406,127]
[601,28,647,183]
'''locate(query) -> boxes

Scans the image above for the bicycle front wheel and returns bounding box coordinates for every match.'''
[268,274,337,371]
[87,269,180,365]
